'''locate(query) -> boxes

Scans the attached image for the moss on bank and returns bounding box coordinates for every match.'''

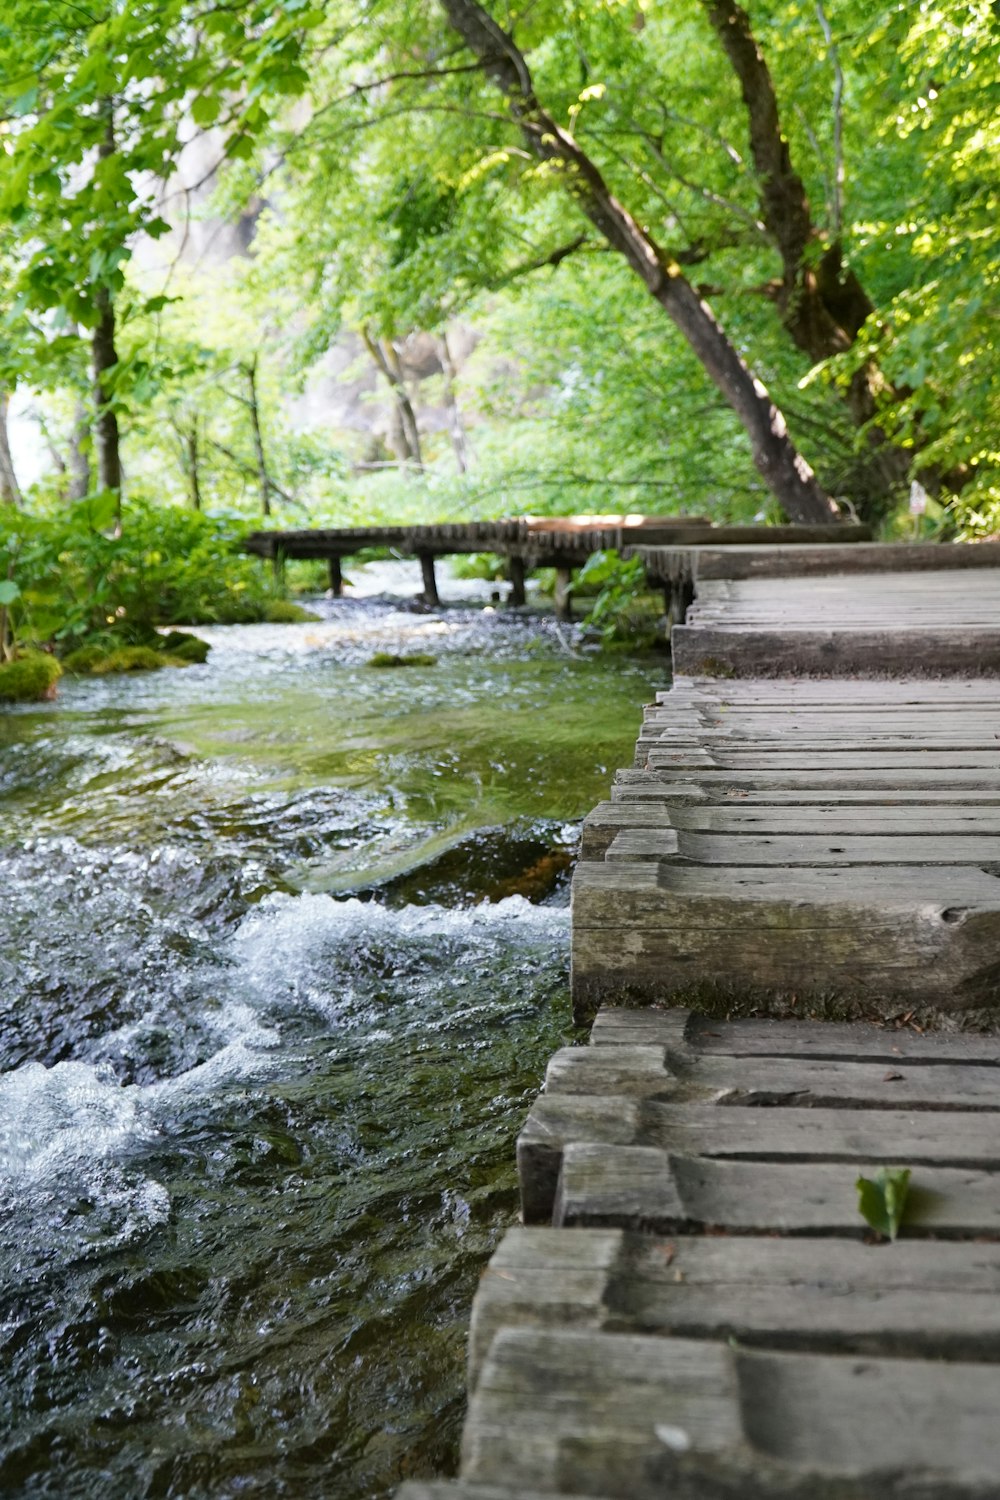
[63,631,210,675]
[0,653,62,703]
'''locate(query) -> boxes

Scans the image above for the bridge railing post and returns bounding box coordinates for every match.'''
[418,551,440,607]
[508,555,527,607]
[554,566,573,621]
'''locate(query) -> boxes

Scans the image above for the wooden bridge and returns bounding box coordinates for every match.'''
[396,536,1000,1500]
[242,516,865,617]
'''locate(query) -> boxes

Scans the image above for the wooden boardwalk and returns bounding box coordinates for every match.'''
[242,516,866,614]
[397,545,1000,1500]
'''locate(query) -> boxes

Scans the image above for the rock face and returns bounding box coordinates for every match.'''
[134,131,480,462]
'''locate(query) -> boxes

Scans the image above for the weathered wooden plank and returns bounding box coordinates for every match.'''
[518,1096,1000,1224]
[671,625,1000,677]
[554,1145,1000,1236]
[396,1485,607,1500]
[573,856,1000,922]
[649,807,1000,833]
[469,1227,1000,1385]
[589,1006,1000,1062]
[545,1043,1000,1108]
[648,747,1000,768]
[611,780,1000,806]
[634,538,1000,582]
[571,860,1000,1017]
[581,802,677,859]
[607,828,1000,866]
[463,1327,1000,1496]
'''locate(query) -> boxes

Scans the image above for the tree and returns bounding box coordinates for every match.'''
[0,0,324,519]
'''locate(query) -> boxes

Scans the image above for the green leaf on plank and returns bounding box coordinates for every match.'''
[857,1167,911,1241]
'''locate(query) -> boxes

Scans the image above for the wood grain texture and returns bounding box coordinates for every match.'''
[463,1328,1000,1497]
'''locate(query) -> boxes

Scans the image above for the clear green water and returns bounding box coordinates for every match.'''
[0,576,663,1498]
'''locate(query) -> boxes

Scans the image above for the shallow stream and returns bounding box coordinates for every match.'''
[0,565,662,1498]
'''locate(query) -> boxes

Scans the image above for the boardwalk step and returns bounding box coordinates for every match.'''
[469,1227,1000,1386]
[463,1328,1000,1498]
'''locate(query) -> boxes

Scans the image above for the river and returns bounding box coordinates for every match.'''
[0,565,662,1499]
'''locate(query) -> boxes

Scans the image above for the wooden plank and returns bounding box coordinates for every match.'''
[611,780,1000,806]
[545,1044,1000,1109]
[671,625,1000,677]
[554,1145,1000,1236]
[463,1327,1000,1496]
[470,1227,1000,1382]
[608,829,1000,866]
[580,802,677,859]
[649,807,1000,833]
[573,857,1000,922]
[396,1485,608,1500]
[634,538,1000,582]
[517,1096,1000,1224]
[590,1006,1000,1062]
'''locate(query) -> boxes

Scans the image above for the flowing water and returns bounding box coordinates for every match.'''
[0,565,663,1499]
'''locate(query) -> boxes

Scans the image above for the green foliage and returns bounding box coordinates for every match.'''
[0,502,281,652]
[2,0,999,533]
[0,650,61,702]
[574,551,663,647]
[857,1166,912,1241]
[367,652,437,668]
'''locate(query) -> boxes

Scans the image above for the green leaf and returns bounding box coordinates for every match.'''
[0,580,21,605]
[191,93,222,128]
[856,1167,911,1241]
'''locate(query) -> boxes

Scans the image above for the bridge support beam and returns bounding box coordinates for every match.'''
[328,555,343,597]
[508,555,527,608]
[554,567,573,622]
[418,551,440,607]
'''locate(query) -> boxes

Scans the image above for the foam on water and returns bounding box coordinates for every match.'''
[0,891,567,1193]
[0,1059,149,1178]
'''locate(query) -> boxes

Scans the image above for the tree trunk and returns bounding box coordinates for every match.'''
[436,0,840,525]
[68,400,91,501]
[699,0,909,483]
[93,107,122,521]
[186,422,202,511]
[438,332,468,473]
[0,390,21,507]
[244,357,272,517]
[92,287,122,515]
[362,328,424,468]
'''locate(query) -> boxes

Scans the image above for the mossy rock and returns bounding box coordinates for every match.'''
[0,652,62,703]
[264,600,321,624]
[367,652,438,668]
[61,643,110,674]
[159,630,211,663]
[91,646,173,674]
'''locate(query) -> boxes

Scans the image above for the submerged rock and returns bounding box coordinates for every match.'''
[374,822,575,907]
[367,651,437,668]
[263,600,321,623]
